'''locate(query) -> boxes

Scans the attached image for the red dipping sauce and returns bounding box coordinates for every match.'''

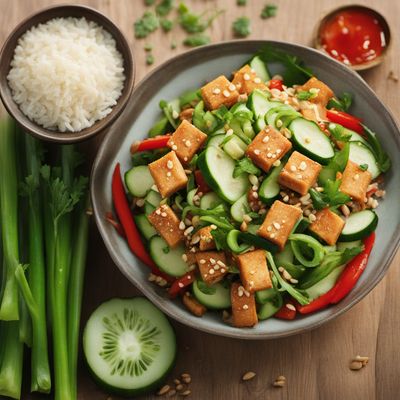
[319,8,387,67]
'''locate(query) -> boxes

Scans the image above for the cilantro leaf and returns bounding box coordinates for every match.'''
[233,157,261,178]
[178,3,224,33]
[359,163,368,171]
[318,143,349,185]
[160,19,173,31]
[156,0,174,16]
[233,17,251,37]
[146,54,155,65]
[145,0,156,5]
[327,92,352,112]
[328,123,352,142]
[296,90,314,101]
[197,280,217,295]
[261,4,277,19]
[309,179,350,210]
[361,124,391,173]
[237,0,247,5]
[211,228,229,251]
[183,34,210,47]
[134,11,159,38]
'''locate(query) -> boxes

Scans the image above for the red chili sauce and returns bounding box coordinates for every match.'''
[319,8,387,66]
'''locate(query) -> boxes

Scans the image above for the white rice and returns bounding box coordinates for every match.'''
[7,17,125,132]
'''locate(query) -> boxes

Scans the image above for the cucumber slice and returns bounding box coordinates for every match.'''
[148,117,170,138]
[258,301,282,320]
[289,118,335,164]
[230,194,249,223]
[207,134,225,148]
[223,135,247,160]
[247,224,261,235]
[255,287,278,304]
[259,162,284,204]
[274,244,294,266]
[144,201,156,215]
[145,190,162,208]
[349,141,380,179]
[200,192,223,210]
[83,298,176,397]
[187,188,198,206]
[197,146,249,203]
[339,210,378,242]
[149,237,188,277]
[134,214,157,240]
[192,279,231,310]
[247,89,275,119]
[237,232,279,254]
[337,240,362,251]
[125,166,155,197]
[249,56,271,82]
[254,116,266,133]
[328,123,370,147]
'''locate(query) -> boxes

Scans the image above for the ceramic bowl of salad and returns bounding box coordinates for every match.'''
[91,40,400,339]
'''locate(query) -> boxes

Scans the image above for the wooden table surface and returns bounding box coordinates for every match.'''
[1,1,399,399]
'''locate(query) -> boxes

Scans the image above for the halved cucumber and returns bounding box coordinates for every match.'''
[265,105,299,130]
[339,210,378,242]
[207,134,225,148]
[258,300,282,320]
[259,162,284,204]
[146,190,162,208]
[247,89,275,119]
[124,166,155,197]
[134,214,157,240]
[149,236,188,277]
[328,123,370,147]
[223,135,247,160]
[289,118,335,164]
[349,141,380,179]
[230,194,249,223]
[200,192,223,210]
[254,116,266,133]
[192,279,231,310]
[337,240,362,251]
[83,297,176,397]
[197,146,249,203]
[249,55,271,82]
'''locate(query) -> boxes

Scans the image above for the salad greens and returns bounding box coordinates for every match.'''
[233,17,251,37]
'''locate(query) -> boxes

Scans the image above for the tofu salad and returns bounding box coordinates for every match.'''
[110,47,391,328]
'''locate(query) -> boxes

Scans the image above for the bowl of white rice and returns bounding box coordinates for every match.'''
[0,5,134,143]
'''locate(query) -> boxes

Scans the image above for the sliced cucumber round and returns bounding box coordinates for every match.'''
[145,190,162,208]
[259,162,284,205]
[249,56,271,82]
[192,279,231,310]
[349,141,380,179]
[149,236,188,277]
[289,118,334,164]
[337,240,362,252]
[247,89,275,119]
[200,192,223,210]
[258,300,282,320]
[223,135,247,160]
[134,214,157,240]
[339,210,378,242]
[83,298,176,397]
[207,134,225,148]
[125,166,155,197]
[230,194,249,223]
[197,146,249,203]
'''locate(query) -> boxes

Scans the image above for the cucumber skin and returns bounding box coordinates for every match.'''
[339,212,378,242]
[83,297,177,398]
[192,280,231,310]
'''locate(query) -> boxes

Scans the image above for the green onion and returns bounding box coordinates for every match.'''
[289,234,325,267]
[227,230,251,254]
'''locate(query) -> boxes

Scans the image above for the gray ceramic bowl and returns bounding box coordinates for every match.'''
[91,40,400,339]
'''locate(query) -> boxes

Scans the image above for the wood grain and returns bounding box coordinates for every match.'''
[1,1,399,399]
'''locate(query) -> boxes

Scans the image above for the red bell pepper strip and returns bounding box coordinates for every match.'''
[194,170,211,194]
[269,79,284,91]
[112,163,174,282]
[330,232,375,303]
[297,233,375,314]
[130,135,171,153]
[326,110,364,134]
[168,272,195,298]
[274,301,297,320]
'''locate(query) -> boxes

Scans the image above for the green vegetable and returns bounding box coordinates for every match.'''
[296,90,317,101]
[361,124,391,173]
[197,280,217,295]
[237,0,247,5]
[156,0,174,16]
[233,157,261,178]
[328,123,351,142]
[148,117,170,137]
[260,4,277,19]
[300,246,363,289]
[178,3,223,33]
[309,179,350,210]
[171,40,177,49]
[145,0,156,5]
[179,89,201,108]
[327,92,352,112]
[359,163,368,171]
[233,17,251,37]
[160,18,173,31]
[256,45,313,86]
[144,43,153,52]
[134,11,159,38]
[146,54,155,65]
[183,34,210,47]
[227,230,252,254]
[267,253,310,305]
[289,234,325,267]
[318,143,350,184]
[211,228,229,250]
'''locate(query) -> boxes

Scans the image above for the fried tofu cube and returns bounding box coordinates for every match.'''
[232,65,268,95]
[148,151,188,198]
[168,120,207,164]
[340,160,372,203]
[246,126,292,172]
[236,250,272,293]
[182,292,206,317]
[195,251,228,286]
[278,151,322,195]
[193,226,216,251]
[258,200,302,249]
[201,75,239,110]
[309,208,345,245]
[301,103,327,123]
[300,77,334,107]
[231,282,258,328]
[148,204,184,248]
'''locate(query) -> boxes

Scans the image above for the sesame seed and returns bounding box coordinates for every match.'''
[179,221,186,230]
[262,135,270,143]
[290,165,297,172]
[166,171,171,177]
[181,254,188,262]
[214,264,220,270]
[223,90,230,98]
[209,258,216,265]
[217,260,226,267]
[167,160,173,169]
[286,303,296,311]
[178,282,184,288]
[184,156,188,161]
[243,73,250,81]
[354,174,360,180]
[161,212,167,217]
[309,214,317,222]
[210,224,217,230]
[273,160,281,167]
[299,161,307,171]
[136,198,145,207]
[229,83,236,91]
[209,268,215,275]
[309,87,320,94]
[220,268,226,273]
[290,278,298,284]
[254,149,261,155]
[172,144,178,150]
[305,137,311,144]
[252,185,258,191]
[254,77,261,84]
[243,304,249,310]
[267,152,272,158]
[199,259,206,264]
[185,140,191,147]
[213,88,221,94]
[184,226,194,236]
[283,195,289,202]
[249,174,259,186]
[253,192,259,199]
[273,222,281,230]
[270,233,276,238]
[155,209,161,215]
[267,226,273,232]
[226,128,234,136]
[296,174,303,179]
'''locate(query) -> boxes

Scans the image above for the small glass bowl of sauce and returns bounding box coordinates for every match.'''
[315,5,391,71]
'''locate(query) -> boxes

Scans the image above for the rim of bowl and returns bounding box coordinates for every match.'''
[91,40,400,340]
[0,4,135,143]
[314,4,391,71]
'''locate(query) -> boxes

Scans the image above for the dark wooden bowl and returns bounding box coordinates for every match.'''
[0,4,135,143]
